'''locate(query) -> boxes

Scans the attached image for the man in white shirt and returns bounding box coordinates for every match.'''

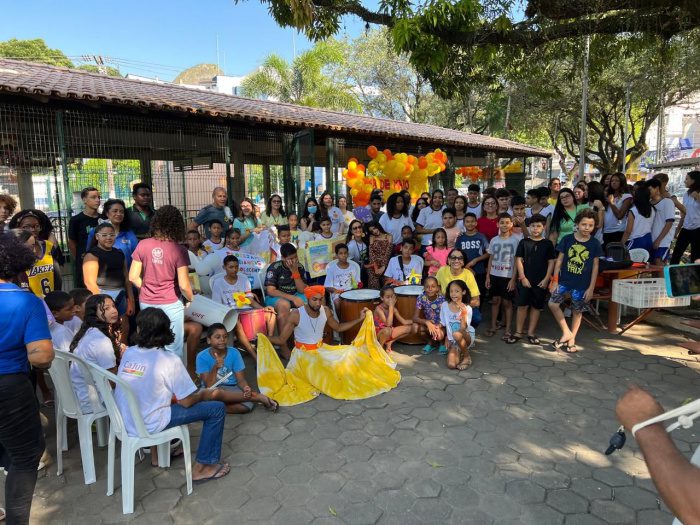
[648,178,676,264]
[415,190,446,253]
[384,239,424,285]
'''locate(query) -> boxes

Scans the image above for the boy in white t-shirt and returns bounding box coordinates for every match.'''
[211,254,274,360]
[44,291,76,353]
[324,243,361,309]
[203,219,225,253]
[486,214,522,341]
[384,239,424,285]
[648,178,676,264]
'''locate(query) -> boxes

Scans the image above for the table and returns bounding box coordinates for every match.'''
[597,265,665,334]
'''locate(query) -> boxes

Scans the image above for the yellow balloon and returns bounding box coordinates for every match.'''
[375,152,386,164]
[348,160,357,171]
[350,188,360,197]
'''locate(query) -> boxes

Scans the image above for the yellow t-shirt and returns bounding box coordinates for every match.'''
[435,266,480,299]
[27,240,55,298]
[259,213,288,228]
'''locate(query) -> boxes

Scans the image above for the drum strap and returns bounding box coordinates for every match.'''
[398,256,407,282]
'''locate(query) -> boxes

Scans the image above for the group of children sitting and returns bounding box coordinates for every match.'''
[43,287,277,416]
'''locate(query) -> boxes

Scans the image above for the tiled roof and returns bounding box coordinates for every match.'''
[0,59,550,157]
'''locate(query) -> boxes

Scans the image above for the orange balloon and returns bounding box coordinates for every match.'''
[407,155,416,164]
[348,157,359,165]
[383,149,393,161]
[366,146,378,159]
[418,157,428,169]
[357,164,366,172]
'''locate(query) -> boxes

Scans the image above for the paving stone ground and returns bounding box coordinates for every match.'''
[14,319,700,524]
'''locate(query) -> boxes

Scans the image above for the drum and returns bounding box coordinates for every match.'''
[394,285,427,344]
[339,289,380,344]
[238,308,273,342]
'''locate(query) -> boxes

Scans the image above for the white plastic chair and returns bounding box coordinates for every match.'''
[256,264,269,302]
[209,273,224,295]
[628,248,650,263]
[48,350,109,484]
[84,361,193,514]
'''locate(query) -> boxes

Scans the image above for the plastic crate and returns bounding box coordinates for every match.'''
[612,278,691,309]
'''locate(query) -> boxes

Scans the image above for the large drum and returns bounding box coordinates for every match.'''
[339,289,380,344]
[394,285,427,344]
[238,308,274,342]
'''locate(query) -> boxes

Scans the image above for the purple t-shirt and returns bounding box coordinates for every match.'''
[132,238,189,304]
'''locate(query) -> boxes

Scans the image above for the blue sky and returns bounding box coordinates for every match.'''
[1,0,365,80]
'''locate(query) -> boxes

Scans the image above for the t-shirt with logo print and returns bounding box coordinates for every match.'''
[556,234,603,290]
[264,260,307,295]
[487,233,522,278]
[132,238,190,304]
[455,231,490,275]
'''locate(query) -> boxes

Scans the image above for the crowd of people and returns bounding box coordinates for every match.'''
[0,168,698,520]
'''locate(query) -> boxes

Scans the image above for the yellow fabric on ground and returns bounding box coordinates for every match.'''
[257,312,401,406]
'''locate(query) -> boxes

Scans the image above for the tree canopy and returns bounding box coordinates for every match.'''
[0,38,73,67]
[0,38,121,76]
[236,0,700,91]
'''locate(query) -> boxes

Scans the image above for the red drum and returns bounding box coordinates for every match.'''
[394,285,426,344]
[339,289,380,344]
[238,308,271,342]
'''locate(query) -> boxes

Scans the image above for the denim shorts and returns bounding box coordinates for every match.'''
[265,292,307,307]
[549,284,591,313]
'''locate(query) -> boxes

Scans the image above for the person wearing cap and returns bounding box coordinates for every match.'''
[258,285,401,405]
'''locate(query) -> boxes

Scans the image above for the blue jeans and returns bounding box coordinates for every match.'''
[140,300,184,360]
[165,401,226,465]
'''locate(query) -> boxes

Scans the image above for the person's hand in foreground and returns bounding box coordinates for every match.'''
[616,385,700,524]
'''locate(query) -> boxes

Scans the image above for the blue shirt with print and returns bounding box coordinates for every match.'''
[455,231,490,275]
[556,234,603,290]
[195,346,245,386]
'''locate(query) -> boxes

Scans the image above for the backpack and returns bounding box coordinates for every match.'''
[605,242,630,262]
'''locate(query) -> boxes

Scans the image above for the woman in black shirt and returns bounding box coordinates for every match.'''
[83,222,134,344]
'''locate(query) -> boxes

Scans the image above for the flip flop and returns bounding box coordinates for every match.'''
[422,344,435,355]
[265,398,279,412]
[194,463,230,484]
[527,335,541,345]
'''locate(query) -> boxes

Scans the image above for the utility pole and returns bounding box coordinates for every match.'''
[621,82,631,174]
[656,92,666,164]
[578,36,590,183]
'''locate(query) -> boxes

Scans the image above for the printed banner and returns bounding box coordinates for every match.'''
[215,248,266,287]
[302,236,345,278]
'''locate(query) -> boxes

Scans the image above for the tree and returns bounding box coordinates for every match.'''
[504,33,700,175]
[332,28,509,135]
[241,40,360,112]
[233,0,700,89]
[0,38,73,67]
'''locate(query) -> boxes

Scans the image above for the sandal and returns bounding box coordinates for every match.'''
[456,350,472,370]
[505,333,522,345]
[501,332,513,342]
[438,345,448,355]
[550,339,566,351]
[422,344,435,355]
[526,335,541,345]
[561,344,578,354]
